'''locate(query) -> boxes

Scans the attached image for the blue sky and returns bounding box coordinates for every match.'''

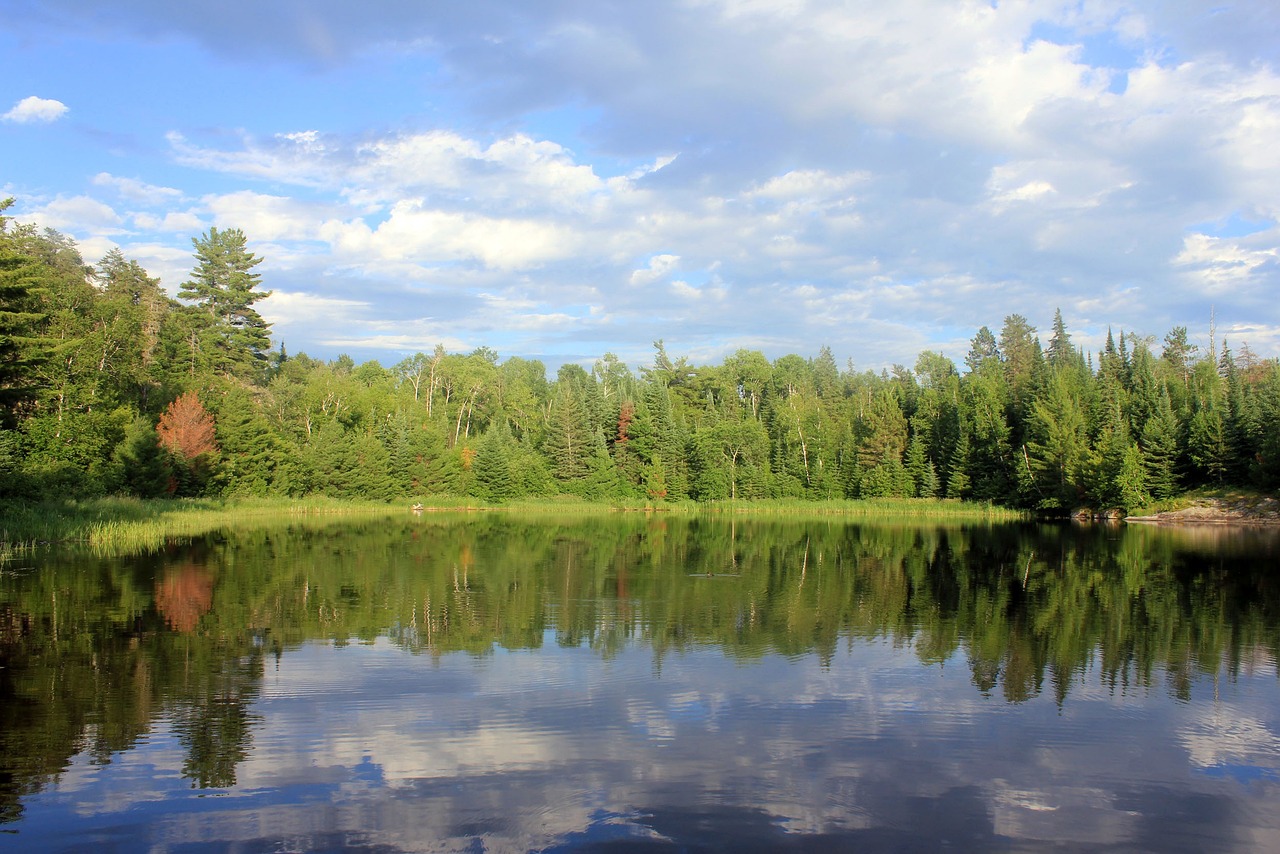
[3,0,1278,372]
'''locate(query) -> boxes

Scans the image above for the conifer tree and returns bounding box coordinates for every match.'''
[474,422,515,502]
[113,417,172,498]
[0,200,51,424]
[1045,308,1073,370]
[1139,388,1180,500]
[179,227,272,380]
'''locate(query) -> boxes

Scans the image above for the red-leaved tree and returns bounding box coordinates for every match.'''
[156,391,219,494]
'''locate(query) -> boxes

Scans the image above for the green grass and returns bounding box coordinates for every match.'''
[0,496,407,553]
[697,497,1027,520]
[0,493,1028,557]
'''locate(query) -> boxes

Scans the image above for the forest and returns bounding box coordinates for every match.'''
[2,197,1279,512]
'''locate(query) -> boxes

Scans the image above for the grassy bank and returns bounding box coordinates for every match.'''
[0,494,1028,556]
[0,496,415,556]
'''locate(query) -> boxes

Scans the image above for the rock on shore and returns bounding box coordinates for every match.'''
[1126,495,1280,525]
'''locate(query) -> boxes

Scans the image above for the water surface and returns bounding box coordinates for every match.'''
[2,515,1279,851]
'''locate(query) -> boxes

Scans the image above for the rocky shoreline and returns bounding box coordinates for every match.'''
[1125,495,1280,526]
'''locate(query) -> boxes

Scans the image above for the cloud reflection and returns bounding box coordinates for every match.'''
[28,637,1261,851]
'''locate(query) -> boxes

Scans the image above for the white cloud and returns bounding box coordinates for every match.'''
[91,173,183,205]
[1174,233,1278,294]
[352,201,580,271]
[629,254,680,286]
[204,190,325,242]
[27,195,123,232]
[3,1,1278,369]
[131,210,206,234]
[3,95,68,123]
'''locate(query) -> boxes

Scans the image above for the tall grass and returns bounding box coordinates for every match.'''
[0,496,409,553]
[697,497,1027,520]
[0,493,1027,557]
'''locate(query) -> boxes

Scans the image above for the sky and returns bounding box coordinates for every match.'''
[2,0,1278,374]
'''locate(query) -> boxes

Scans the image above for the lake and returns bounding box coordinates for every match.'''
[2,513,1279,852]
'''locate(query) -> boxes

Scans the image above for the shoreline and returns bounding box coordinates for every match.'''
[1126,495,1280,526]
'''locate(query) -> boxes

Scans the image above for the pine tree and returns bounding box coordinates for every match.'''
[0,200,51,424]
[179,227,272,380]
[1187,401,1229,485]
[544,383,590,486]
[904,433,931,497]
[1024,371,1089,510]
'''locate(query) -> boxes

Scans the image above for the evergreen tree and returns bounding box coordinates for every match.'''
[1045,308,1073,370]
[961,370,1015,501]
[965,326,1001,375]
[856,388,910,497]
[1113,441,1148,511]
[1220,343,1260,482]
[543,382,591,488]
[474,422,515,502]
[1139,388,1180,500]
[113,417,172,498]
[580,426,626,499]
[0,201,51,425]
[212,386,299,497]
[1187,401,1229,485]
[179,227,273,380]
[904,433,932,497]
[1024,372,1089,510]
[946,431,971,499]
[645,381,690,500]
[998,313,1044,421]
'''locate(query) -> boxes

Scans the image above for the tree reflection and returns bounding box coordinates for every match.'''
[0,515,1277,821]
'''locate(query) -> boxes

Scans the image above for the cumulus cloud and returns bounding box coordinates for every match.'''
[27,195,122,232]
[3,95,68,123]
[6,0,1279,369]
[629,254,680,286]
[91,173,183,205]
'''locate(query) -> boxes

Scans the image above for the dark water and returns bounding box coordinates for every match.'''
[2,514,1279,852]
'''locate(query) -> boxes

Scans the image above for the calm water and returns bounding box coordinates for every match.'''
[2,514,1279,852]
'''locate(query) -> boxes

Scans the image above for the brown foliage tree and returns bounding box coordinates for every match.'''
[157,391,219,461]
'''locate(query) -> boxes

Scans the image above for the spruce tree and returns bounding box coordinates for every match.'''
[114,417,173,498]
[1139,388,1180,500]
[474,422,515,502]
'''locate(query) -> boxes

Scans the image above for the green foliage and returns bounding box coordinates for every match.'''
[178,227,272,380]
[0,208,1274,512]
[114,416,172,498]
[0,206,52,424]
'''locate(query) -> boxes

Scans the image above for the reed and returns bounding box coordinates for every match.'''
[0,493,1026,556]
[697,497,1027,520]
[0,496,407,553]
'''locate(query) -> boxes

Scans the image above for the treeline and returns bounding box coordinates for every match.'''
[2,202,1279,511]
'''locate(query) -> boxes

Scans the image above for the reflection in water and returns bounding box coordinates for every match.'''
[154,563,214,632]
[1,515,1279,851]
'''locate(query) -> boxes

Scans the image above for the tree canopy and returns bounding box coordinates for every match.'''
[2,207,1278,510]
